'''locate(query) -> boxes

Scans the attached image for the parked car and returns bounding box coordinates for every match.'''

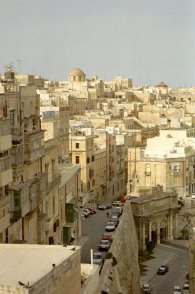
[142,283,151,293]
[183,281,189,290]
[112,210,121,217]
[102,232,113,243]
[105,221,115,231]
[98,240,111,251]
[113,200,123,207]
[81,209,90,218]
[173,285,181,293]
[110,215,119,227]
[113,206,123,216]
[103,203,112,209]
[98,204,107,210]
[157,265,169,275]
[82,209,91,216]
[93,252,104,271]
[87,208,96,214]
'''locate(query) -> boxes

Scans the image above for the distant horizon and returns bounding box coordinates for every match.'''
[1,0,194,88]
[2,65,194,89]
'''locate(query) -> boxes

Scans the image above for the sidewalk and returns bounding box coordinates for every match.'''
[140,244,175,285]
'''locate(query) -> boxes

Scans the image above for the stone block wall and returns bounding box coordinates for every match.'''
[99,201,141,294]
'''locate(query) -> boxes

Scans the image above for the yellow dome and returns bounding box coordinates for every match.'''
[68,68,86,77]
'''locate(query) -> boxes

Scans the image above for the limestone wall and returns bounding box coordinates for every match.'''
[99,201,141,294]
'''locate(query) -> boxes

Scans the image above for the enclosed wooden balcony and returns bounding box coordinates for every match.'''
[0,155,13,186]
[0,195,10,231]
[0,119,12,152]
[24,130,45,163]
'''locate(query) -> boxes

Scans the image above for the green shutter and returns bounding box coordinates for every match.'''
[62,226,71,244]
[66,203,77,223]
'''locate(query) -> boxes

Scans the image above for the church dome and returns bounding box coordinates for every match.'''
[68,68,86,82]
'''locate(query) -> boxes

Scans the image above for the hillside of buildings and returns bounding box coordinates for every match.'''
[0,66,195,292]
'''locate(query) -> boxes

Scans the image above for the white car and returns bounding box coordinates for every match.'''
[105,221,115,231]
[142,283,151,293]
[173,286,181,294]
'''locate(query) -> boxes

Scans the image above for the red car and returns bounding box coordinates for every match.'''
[102,233,113,243]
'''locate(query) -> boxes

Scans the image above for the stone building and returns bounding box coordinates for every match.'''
[0,244,81,294]
[0,68,81,246]
[0,106,13,242]
[130,185,179,252]
[127,133,195,198]
[69,128,96,204]
[0,68,46,243]
[40,99,81,246]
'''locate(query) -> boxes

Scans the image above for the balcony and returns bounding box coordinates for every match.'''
[0,119,12,150]
[11,127,22,144]
[0,195,10,231]
[34,172,47,201]
[11,145,24,178]
[0,155,13,186]
[0,119,11,136]
[29,181,38,211]
[24,130,45,163]
[10,209,21,224]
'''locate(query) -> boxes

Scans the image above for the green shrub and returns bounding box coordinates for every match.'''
[105,252,113,259]
[146,240,155,254]
[112,256,117,266]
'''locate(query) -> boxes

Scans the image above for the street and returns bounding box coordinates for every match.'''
[81,207,113,263]
[150,244,189,294]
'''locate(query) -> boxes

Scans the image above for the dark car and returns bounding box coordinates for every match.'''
[157,265,169,275]
[98,240,111,251]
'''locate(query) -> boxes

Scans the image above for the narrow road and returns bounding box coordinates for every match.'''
[150,244,189,294]
[81,208,113,263]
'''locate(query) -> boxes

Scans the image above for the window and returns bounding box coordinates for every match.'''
[87,157,90,164]
[91,155,94,162]
[145,164,151,176]
[76,143,79,149]
[53,196,56,214]
[89,169,94,178]
[9,110,15,127]
[76,156,80,164]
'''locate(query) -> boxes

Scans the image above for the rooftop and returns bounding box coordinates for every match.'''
[0,244,80,287]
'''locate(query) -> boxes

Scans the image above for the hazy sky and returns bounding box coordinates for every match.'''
[1,0,195,87]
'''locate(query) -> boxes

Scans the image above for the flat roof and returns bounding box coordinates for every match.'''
[0,244,80,287]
